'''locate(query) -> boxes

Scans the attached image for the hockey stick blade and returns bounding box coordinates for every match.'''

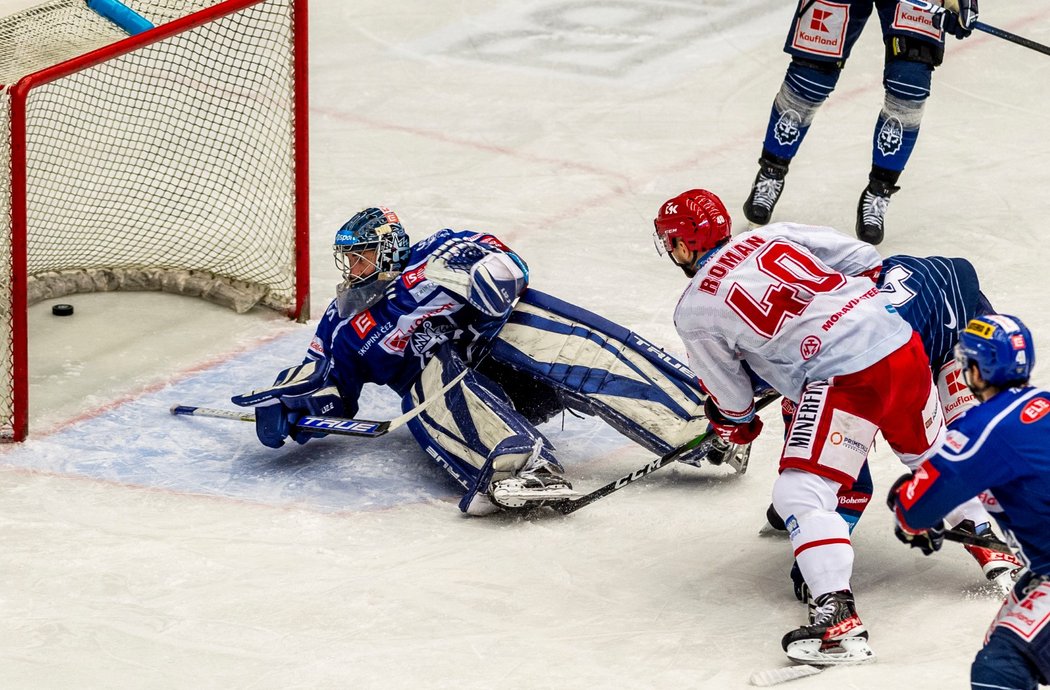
[546,394,781,515]
[749,664,823,686]
[943,528,1015,555]
[900,0,1050,57]
[171,369,469,439]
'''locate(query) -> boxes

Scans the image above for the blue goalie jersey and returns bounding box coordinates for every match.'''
[877,255,986,371]
[306,229,524,405]
[897,386,1050,576]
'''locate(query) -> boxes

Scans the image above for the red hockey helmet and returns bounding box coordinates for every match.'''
[653,189,732,256]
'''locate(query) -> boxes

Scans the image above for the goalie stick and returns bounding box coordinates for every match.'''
[901,0,1050,57]
[546,394,781,515]
[170,369,469,439]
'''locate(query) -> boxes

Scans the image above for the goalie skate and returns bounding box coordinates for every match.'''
[490,471,577,509]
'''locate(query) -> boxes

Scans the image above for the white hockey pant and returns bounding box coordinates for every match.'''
[773,469,854,599]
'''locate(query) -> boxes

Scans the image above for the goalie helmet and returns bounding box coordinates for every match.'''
[653,189,731,256]
[333,207,411,317]
[956,314,1035,387]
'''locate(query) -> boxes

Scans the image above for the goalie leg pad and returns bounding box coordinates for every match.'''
[402,344,557,513]
[490,289,708,455]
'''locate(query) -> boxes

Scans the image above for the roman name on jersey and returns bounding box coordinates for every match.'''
[697,235,767,295]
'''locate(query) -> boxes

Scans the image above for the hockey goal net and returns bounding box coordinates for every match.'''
[0,0,309,440]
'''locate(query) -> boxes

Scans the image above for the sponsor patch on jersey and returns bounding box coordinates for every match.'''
[942,429,969,453]
[892,1,941,39]
[308,335,325,358]
[402,264,427,289]
[791,1,849,58]
[800,335,821,360]
[897,463,940,510]
[1020,397,1050,424]
[785,515,800,540]
[351,310,376,338]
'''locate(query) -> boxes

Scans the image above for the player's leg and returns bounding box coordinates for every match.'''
[774,377,881,663]
[489,289,711,461]
[972,572,1050,690]
[743,0,872,225]
[857,3,943,243]
[403,344,571,515]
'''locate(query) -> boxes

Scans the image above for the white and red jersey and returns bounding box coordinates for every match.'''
[673,222,911,420]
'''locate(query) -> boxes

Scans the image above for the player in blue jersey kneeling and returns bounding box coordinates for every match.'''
[889,314,1050,690]
[233,207,713,515]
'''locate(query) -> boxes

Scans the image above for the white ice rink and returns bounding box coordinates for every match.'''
[3,1,1050,687]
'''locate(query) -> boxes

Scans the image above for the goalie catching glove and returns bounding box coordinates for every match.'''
[887,473,946,555]
[232,360,351,449]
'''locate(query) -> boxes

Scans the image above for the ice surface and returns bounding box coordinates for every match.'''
[2,0,1049,687]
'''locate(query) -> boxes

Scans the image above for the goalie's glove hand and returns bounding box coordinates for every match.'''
[253,386,346,449]
[427,240,527,317]
[936,0,978,39]
[887,473,945,555]
[704,397,763,445]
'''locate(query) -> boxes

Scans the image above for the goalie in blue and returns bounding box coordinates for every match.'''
[232,206,711,515]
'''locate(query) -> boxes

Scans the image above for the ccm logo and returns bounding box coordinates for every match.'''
[1020,397,1050,424]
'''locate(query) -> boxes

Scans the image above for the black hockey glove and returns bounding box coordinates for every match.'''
[887,473,945,555]
[936,0,978,39]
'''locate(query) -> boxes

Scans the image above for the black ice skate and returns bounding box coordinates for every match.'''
[743,154,789,226]
[855,178,899,245]
[489,467,576,509]
[781,590,875,666]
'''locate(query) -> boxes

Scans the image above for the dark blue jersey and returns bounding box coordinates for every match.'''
[896,386,1050,576]
[877,255,985,372]
[307,229,524,403]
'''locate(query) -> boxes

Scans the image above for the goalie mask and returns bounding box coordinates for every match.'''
[333,207,411,317]
[653,189,731,274]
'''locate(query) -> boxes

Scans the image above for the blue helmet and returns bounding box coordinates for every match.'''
[956,314,1035,387]
[333,207,411,316]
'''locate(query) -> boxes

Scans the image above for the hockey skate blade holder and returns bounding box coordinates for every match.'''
[783,636,876,666]
[489,476,577,509]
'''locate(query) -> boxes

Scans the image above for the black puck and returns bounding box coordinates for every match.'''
[52,304,74,317]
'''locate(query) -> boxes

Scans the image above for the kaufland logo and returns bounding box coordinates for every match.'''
[810,9,832,32]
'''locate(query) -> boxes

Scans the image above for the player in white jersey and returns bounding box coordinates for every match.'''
[653,189,945,666]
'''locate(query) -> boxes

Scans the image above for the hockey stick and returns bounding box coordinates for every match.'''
[901,0,1050,57]
[547,395,781,515]
[171,368,469,439]
[943,526,1015,555]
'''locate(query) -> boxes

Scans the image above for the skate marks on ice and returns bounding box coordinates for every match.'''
[408,0,785,81]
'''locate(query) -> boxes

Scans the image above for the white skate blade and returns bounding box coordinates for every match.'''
[490,480,579,508]
[727,444,751,474]
[991,569,1016,596]
[784,637,876,666]
[749,664,823,686]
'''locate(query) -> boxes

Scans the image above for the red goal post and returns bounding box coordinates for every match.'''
[0,0,309,441]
